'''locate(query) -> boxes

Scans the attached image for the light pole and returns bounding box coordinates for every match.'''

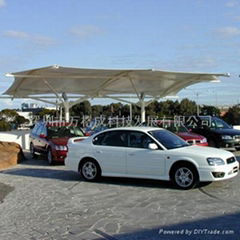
[196,92,200,116]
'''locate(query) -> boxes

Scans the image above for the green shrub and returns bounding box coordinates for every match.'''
[0,120,11,131]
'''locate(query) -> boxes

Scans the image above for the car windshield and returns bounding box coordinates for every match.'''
[212,118,232,129]
[149,130,189,149]
[200,117,232,129]
[48,126,85,138]
[166,123,188,133]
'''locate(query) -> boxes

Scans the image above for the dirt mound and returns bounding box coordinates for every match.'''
[0,141,24,169]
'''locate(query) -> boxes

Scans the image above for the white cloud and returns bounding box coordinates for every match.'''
[0,0,6,8]
[166,56,218,72]
[3,30,29,39]
[31,35,56,46]
[216,26,240,38]
[70,25,104,39]
[225,1,239,7]
[3,30,56,47]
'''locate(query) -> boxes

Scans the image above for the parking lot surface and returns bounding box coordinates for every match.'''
[0,152,239,240]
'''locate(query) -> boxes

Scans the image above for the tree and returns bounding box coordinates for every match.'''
[70,100,92,117]
[0,109,18,122]
[0,120,11,131]
[223,105,240,125]
[15,115,30,125]
[200,105,220,116]
[179,98,198,116]
[91,105,103,118]
[36,109,57,119]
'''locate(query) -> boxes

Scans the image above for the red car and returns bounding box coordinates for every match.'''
[157,121,208,146]
[29,121,87,165]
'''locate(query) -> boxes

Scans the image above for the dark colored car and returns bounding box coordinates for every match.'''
[187,116,240,150]
[29,121,87,164]
[157,121,208,146]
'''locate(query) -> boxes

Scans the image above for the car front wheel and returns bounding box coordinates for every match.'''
[172,165,199,190]
[80,159,101,181]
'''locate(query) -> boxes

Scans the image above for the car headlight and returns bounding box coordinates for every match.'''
[201,138,207,143]
[207,158,225,166]
[55,145,68,151]
[221,135,232,140]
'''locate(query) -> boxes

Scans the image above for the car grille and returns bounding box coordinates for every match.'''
[226,157,236,164]
[186,139,201,145]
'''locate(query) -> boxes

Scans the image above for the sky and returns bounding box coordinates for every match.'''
[0,0,240,110]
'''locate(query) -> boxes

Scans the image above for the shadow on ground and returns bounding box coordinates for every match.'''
[0,182,14,203]
[93,212,240,240]
[0,166,175,189]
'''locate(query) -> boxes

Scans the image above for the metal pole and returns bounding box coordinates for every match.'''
[140,93,145,123]
[60,106,62,122]
[63,101,70,122]
[196,92,200,116]
[129,103,132,124]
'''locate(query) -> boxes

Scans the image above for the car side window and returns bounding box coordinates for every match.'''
[128,131,155,149]
[93,131,127,147]
[92,132,106,145]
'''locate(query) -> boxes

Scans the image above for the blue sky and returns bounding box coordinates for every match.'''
[0,0,240,109]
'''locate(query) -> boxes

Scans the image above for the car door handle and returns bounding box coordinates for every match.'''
[96,150,103,154]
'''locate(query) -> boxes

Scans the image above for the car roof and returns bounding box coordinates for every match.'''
[98,126,164,133]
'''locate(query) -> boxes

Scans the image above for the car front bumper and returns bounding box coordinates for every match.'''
[52,150,67,162]
[198,161,239,182]
[220,139,240,148]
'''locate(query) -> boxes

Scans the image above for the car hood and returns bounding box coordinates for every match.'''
[49,137,69,146]
[177,132,204,140]
[169,145,233,159]
[212,128,240,136]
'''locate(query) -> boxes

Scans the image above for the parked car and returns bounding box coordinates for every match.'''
[29,121,87,164]
[187,116,240,150]
[157,121,208,146]
[66,127,239,190]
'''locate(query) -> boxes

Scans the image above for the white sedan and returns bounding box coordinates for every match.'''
[65,127,239,190]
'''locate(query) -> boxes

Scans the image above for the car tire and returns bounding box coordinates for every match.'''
[47,148,54,165]
[80,159,101,181]
[30,143,37,159]
[171,164,199,190]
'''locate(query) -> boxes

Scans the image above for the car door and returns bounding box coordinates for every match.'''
[31,124,43,152]
[92,130,127,176]
[36,124,48,153]
[126,131,166,178]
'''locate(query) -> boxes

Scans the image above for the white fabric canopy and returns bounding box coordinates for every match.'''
[3,65,229,122]
[4,65,229,99]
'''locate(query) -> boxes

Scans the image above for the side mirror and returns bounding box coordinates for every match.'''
[148,143,158,150]
[39,133,46,138]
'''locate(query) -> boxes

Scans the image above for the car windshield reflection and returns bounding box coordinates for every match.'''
[149,129,189,149]
[48,126,85,138]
